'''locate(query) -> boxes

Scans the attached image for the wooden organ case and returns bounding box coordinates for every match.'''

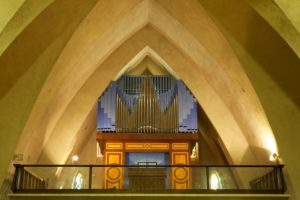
[97,76,198,190]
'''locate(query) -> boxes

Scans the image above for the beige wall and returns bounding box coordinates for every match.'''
[274,0,300,34]
[0,0,98,185]
[0,0,54,55]
[0,0,24,33]
[198,0,300,198]
[245,0,300,59]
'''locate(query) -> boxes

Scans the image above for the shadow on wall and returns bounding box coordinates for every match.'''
[200,0,300,108]
[0,0,98,99]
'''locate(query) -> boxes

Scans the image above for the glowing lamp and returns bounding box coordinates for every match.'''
[269,153,279,162]
[72,155,79,162]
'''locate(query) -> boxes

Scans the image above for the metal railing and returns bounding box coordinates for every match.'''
[12,164,286,194]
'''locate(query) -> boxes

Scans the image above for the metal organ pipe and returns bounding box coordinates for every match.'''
[97,76,198,133]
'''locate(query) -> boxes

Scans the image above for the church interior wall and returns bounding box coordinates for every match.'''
[0,0,300,199]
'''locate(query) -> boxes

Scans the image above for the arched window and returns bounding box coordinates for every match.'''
[72,171,84,189]
[210,172,222,190]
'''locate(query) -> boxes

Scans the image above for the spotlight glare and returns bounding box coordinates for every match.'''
[269,153,279,162]
[72,155,79,162]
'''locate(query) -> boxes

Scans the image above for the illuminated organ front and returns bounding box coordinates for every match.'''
[96,75,198,189]
[97,76,198,133]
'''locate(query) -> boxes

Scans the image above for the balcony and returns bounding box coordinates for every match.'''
[8,164,289,200]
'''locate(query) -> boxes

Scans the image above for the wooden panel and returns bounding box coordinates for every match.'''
[172,152,189,165]
[106,143,123,150]
[125,143,145,150]
[171,152,190,189]
[107,181,120,189]
[105,152,123,189]
[174,181,188,189]
[125,143,169,151]
[172,143,188,150]
[106,152,123,164]
[128,168,167,190]
[149,143,169,150]
[97,133,198,141]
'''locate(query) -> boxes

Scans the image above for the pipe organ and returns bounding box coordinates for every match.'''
[97,76,198,190]
[97,76,198,133]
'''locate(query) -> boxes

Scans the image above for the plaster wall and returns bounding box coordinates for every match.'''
[198,1,300,198]
[229,33,300,200]
[0,0,24,33]
[0,0,98,186]
[246,0,300,59]
[274,0,300,34]
[0,0,54,55]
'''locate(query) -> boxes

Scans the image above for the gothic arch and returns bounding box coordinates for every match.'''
[14,0,277,168]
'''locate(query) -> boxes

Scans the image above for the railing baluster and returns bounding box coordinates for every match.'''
[19,166,24,190]
[279,165,286,193]
[89,166,92,189]
[206,166,210,190]
[273,167,279,191]
[11,164,20,193]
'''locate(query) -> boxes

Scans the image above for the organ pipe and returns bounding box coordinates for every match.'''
[97,76,198,133]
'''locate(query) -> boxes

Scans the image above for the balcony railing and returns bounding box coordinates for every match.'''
[11,164,286,194]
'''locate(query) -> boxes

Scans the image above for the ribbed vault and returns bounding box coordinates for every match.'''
[14,0,277,168]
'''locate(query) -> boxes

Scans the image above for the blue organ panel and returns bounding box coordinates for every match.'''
[97,82,116,132]
[178,80,198,133]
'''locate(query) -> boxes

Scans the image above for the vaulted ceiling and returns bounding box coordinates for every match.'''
[1,0,300,198]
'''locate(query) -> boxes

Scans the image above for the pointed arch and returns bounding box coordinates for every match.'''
[38,26,257,166]
[15,0,277,168]
[113,46,180,80]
